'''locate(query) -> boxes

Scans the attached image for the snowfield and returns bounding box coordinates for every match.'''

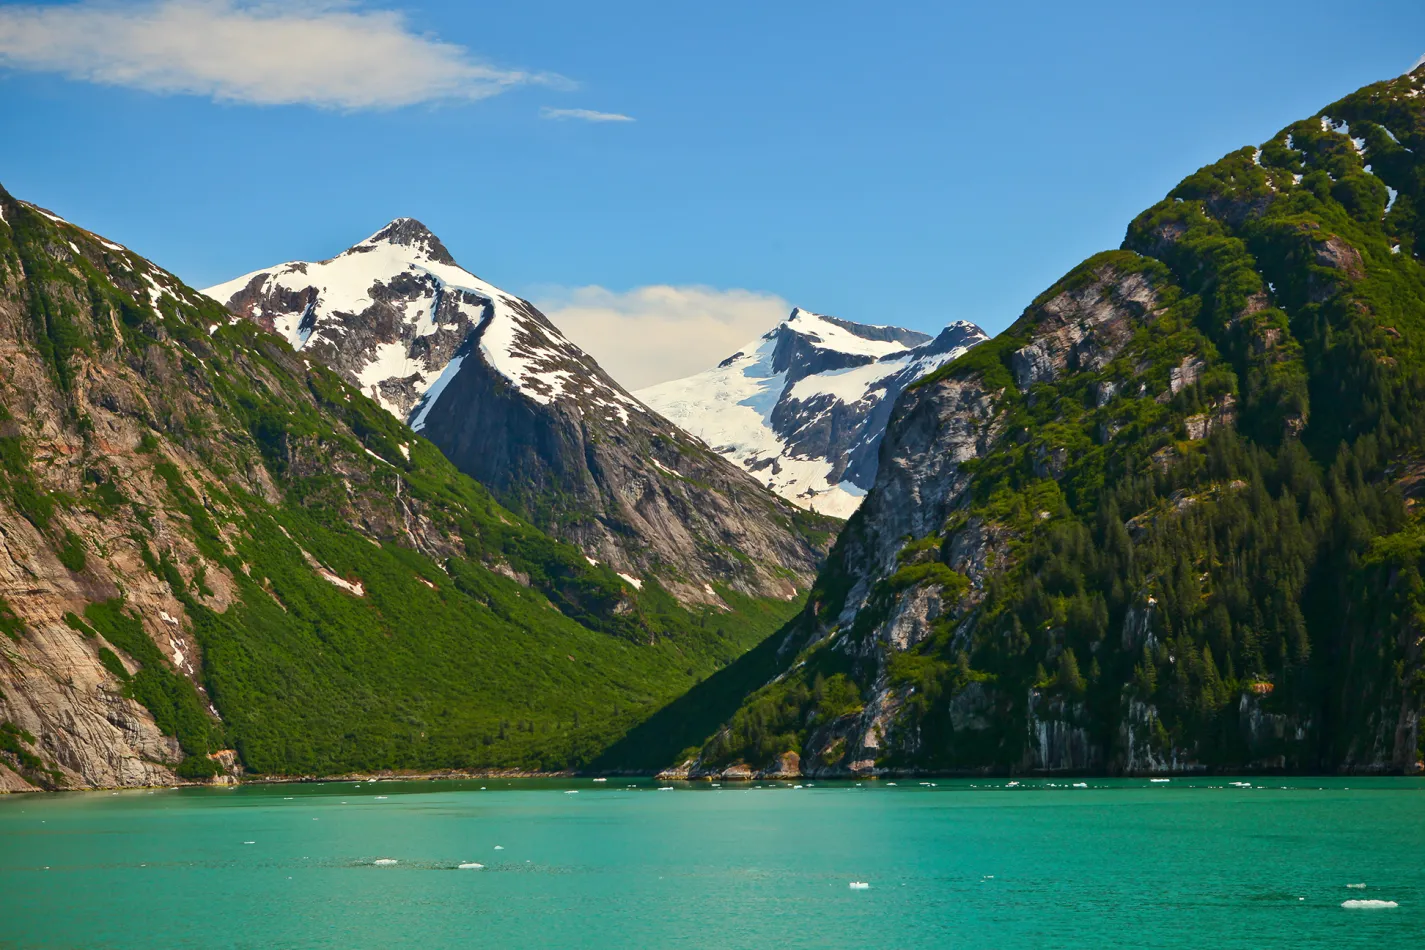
[639,309,986,517]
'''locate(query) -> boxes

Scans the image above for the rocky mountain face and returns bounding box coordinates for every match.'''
[0,187,805,791]
[670,65,1425,779]
[205,227,833,608]
[638,309,986,518]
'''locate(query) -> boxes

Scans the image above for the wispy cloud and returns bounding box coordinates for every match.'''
[536,285,789,390]
[540,106,634,122]
[0,0,566,109]
[1413,53,1425,73]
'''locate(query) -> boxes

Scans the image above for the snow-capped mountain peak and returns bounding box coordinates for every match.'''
[638,309,987,517]
[203,223,830,609]
[346,217,458,265]
[202,222,644,429]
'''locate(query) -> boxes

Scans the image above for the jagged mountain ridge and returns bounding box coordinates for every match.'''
[638,309,987,517]
[0,187,805,790]
[667,64,1425,779]
[204,225,834,607]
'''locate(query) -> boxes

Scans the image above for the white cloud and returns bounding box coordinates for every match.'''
[536,285,791,390]
[0,0,566,109]
[540,106,633,122]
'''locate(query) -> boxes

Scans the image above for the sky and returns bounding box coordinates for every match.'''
[1,1,1423,389]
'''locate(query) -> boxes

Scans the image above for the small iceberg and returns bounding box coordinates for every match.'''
[658,786,674,791]
[849,882,870,890]
[373,859,398,866]
[1346,883,1367,889]
[1342,899,1397,909]
[1150,778,1170,783]
[1072,782,1087,788]
[592,778,607,782]
[564,790,579,794]
[493,846,504,850]
[458,863,484,870]
[375,795,388,800]
[243,841,255,845]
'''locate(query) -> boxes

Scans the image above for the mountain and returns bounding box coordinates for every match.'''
[0,187,805,790]
[667,65,1425,779]
[638,309,986,517]
[203,224,834,608]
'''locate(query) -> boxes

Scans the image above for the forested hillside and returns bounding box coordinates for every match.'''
[0,187,801,789]
[672,65,1425,778]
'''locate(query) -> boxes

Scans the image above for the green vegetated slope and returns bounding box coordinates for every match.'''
[685,65,1425,776]
[0,186,803,782]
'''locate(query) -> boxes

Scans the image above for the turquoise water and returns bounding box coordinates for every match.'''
[1,777,1422,949]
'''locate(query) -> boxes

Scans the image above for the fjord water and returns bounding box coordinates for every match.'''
[1,779,1421,949]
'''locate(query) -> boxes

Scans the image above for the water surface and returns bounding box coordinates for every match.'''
[1,776,1420,948]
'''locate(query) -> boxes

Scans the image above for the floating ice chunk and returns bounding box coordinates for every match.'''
[1341,899,1397,909]
[592,777,607,782]
[1150,778,1170,783]
[373,859,398,866]
[244,841,255,844]
[1346,883,1367,889]
[564,790,578,794]
[458,863,485,870]
[1073,782,1088,788]
[375,795,388,800]
[658,786,674,791]
[849,882,870,890]
[493,846,504,850]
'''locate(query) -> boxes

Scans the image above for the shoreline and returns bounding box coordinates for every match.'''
[5,764,1424,795]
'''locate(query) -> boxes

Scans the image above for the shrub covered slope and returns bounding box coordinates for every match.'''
[678,65,1425,777]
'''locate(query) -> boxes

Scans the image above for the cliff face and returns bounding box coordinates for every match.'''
[639,309,986,517]
[675,65,1425,779]
[205,227,834,608]
[0,188,804,791]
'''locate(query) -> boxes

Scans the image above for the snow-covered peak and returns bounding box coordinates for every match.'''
[639,309,987,517]
[203,224,645,430]
[779,308,930,358]
[342,217,458,266]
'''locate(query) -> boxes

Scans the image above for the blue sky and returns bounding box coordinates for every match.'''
[1,0,1423,386]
